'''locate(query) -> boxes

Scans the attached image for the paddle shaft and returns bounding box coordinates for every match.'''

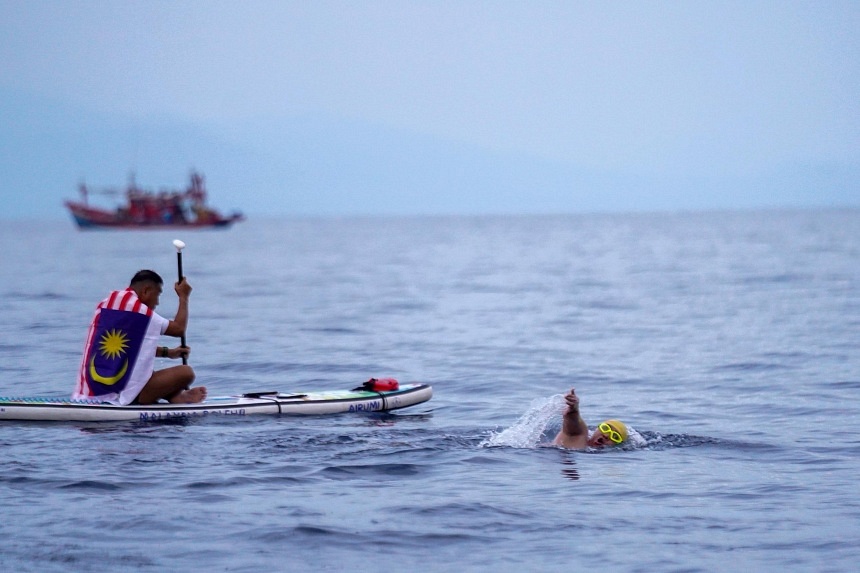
[176,250,188,365]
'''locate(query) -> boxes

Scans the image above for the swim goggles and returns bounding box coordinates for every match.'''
[598,422,624,444]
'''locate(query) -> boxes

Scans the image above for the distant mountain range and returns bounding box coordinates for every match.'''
[2,87,857,220]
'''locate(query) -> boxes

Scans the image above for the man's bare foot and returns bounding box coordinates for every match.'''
[169,386,207,404]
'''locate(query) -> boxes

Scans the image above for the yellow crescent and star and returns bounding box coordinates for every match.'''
[88,328,130,385]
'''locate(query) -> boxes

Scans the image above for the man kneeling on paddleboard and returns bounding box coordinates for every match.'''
[554,388,627,449]
[72,270,207,405]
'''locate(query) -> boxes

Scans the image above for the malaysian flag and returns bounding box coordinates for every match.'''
[74,289,157,403]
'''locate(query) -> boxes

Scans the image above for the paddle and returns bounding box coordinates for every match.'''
[173,239,188,365]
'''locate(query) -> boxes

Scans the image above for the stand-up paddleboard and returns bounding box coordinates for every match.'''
[0,383,432,423]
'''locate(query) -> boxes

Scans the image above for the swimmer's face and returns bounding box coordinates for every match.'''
[587,429,616,448]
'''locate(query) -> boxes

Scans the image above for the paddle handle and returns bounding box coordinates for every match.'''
[173,240,188,365]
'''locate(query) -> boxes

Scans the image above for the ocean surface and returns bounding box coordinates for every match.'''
[1,210,858,572]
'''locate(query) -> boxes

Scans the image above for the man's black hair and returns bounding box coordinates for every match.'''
[129,270,164,287]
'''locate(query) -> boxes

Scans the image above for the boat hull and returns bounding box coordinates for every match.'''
[65,201,243,230]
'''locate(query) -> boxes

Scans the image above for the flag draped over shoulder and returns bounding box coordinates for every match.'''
[73,289,167,405]
[85,306,150,395]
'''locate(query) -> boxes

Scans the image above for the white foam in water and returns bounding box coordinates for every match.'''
[481,394,566,448]
[626,427,647,448]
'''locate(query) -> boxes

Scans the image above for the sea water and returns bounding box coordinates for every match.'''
[1,210,858,572]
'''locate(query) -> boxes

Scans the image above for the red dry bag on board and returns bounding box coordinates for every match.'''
[353,378,400,392]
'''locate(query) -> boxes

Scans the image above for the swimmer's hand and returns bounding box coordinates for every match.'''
[563,388,580,413]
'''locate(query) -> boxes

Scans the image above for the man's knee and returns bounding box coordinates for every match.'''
[179,365,195,384]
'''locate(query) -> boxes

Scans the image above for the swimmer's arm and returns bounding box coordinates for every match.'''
[554,389,588,449]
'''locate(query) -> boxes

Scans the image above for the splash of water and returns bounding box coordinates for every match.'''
[480,394,565,448]
[480,394,655,450]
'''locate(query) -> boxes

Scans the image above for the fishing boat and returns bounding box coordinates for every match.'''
[0,382,433,423]
[64,171,244,229]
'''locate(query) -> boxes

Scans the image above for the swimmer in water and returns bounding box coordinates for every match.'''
[553,388,627,449]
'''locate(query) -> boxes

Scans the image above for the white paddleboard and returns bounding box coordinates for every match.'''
[0,383,432,423]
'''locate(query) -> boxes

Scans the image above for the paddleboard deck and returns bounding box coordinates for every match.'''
[0,383,432,422]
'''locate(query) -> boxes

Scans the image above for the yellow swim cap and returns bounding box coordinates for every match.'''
[601,419,628,443]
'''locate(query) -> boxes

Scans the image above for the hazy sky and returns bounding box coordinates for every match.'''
[1,1,858,219]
